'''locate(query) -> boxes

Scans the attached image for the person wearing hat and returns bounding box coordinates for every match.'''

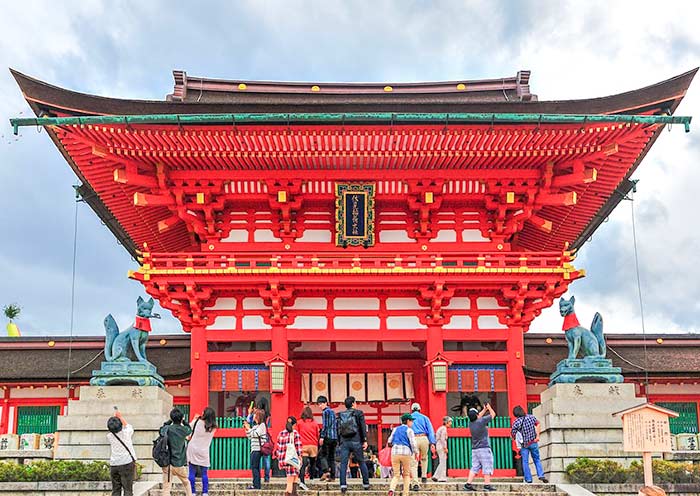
[275,416,303,496]
[316,395,338,482]
[464,402,496,492]
[408,402,436,490]
[386,413,418,496]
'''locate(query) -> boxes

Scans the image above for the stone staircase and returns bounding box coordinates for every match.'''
[146,479,569,496]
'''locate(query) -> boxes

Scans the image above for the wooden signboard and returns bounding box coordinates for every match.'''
[621,407,673,452]
[614,403,678,486]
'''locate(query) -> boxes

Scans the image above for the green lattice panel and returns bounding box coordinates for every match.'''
[210,436,251,470]
[16,406,60,435]
[448,436,513,470]
[217,416,246,429]
[451,416,511,428]
[656,402,699,434]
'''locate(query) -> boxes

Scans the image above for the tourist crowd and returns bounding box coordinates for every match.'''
[105,399,556,496]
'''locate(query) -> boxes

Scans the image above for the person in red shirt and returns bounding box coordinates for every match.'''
[296,406,321,490]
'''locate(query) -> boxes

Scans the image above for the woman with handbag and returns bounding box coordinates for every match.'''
[276,416,303,496]
[107,410,136,496]
[187,407,217,496]
[244,409,267,489]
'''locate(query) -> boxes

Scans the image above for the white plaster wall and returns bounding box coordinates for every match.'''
[386,316,426,329]
[221,229,249,242]
[385,298,421,310]
[477,297,507,309]
[335,342,378,352]
[210,298,237,310]
[444,297,471,310]
[297,229,332,242]
[242,298,270,310]
[477,316,507,329]
[379,230,414,243]
[242,316,271,329]
[647,383,700,395]
[333,316,380,329]
[206,316,237,330]
[444,315,472,329]
[334,298,379,310]
[432,230,457,242]
[289,298,327,310]
[289,316,328,329]
[10,388,68,399]
[253,229,281,242]
[462,229,489,241]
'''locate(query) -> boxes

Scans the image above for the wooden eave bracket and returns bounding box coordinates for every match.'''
[406,180,444,242]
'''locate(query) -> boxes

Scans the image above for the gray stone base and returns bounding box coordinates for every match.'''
[549,357,624,386]
[90,361,164,388]
[534,383,644,484]
[55,386,172,479]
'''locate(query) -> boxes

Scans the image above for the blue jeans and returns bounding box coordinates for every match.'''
[520,443,545,482]
[339,441,369,487]
[250,450,262,489]
[188,463,208,494]
[263,454,271,481]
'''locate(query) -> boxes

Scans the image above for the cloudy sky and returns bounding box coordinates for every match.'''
[0,0,698,336]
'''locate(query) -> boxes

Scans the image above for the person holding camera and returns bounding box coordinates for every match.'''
[107,409,136,496]
[511,405,548,484]
[244,409,268,490]
[463,402,495,492]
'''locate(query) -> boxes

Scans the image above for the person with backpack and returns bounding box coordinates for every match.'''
[187,407,217,496]
[463,403,495,492]
[408,402,436,490]
[276,416,303,496]
[107,409,136,496]
[158,407,193,496]
[387,413,418,496]
[244,409,268,490]
[297,406,321,491]
[317,395,338,482]
[510,406,548,484]
[337,396,370,494]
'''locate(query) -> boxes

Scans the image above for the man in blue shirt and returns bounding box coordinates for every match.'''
[409,402,436,490]
[317,395,338,482]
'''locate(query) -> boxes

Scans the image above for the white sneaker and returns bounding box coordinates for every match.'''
[299,482,309,491]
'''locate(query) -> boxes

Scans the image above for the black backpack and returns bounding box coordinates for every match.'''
[152,425,171,467]
[338,409,359,438]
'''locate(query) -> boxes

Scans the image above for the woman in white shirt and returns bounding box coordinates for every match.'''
[107,410,136,496]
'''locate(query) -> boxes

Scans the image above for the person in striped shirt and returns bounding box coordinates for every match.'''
[387,413,418,496]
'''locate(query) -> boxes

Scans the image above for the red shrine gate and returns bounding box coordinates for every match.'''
[11,68,695,476]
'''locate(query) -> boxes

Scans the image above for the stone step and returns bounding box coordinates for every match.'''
[147,482,563,495]
[148,491,568,496]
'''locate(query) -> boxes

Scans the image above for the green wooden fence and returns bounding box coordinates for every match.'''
[447,436,514,470]
[210,436,252,470]
[656,402,699,434]
[451,416,511,428]
[16,406,60,435]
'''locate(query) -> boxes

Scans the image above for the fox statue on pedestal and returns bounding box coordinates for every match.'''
[559,295,606,360]
[104,296,160,363]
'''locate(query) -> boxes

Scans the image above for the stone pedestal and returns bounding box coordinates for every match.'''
[549,357,624,386]
[55,386,172,479]
[90,361,165,388]
[534,383,643,483]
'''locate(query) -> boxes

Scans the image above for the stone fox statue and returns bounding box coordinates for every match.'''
[559,295,606,360]
[104,296,160,363]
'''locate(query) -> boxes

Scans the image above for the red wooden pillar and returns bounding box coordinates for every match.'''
[0,388,9,434]
[270,324,289,437]
[190,326,208,416]
[507,326,527,415]
[425,325,447,429]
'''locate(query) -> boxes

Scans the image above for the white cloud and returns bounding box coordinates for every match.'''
[0,0,698,335]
